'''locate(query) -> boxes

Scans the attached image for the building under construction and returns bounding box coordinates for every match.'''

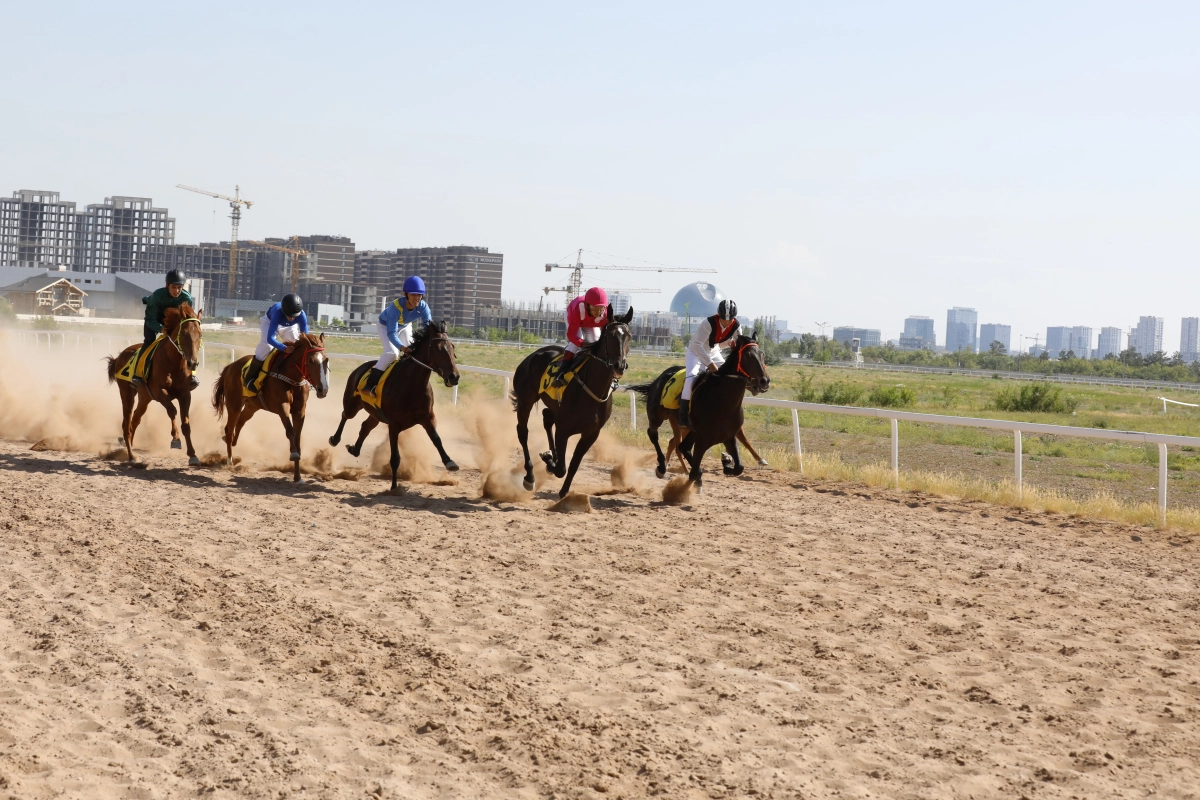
[476,301,676,348]
[354,245,503,329]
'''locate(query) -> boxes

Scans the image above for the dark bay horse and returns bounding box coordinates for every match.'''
[328,320,461,492]
[510,305,634,497]
[212,333,330,482]
[105,303,204,465]
[629,362,772,479]
[662,333,770,492]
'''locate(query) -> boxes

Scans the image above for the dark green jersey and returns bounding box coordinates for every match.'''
[143,287,195,333]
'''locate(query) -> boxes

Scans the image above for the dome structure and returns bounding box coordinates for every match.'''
[669,281,726,320]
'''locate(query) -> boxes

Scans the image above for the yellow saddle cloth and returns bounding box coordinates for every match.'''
[116,336,165,383]
[660,367,687,410]
[354,359,400,410]
[240,350,278,397]
[539,353,587,402]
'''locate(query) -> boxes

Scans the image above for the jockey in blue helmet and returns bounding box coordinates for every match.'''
[364,275,432,395]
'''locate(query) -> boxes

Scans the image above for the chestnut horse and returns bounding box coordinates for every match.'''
[510,305,634,498]
[104,303,203,465]
[212,333,330,482]
[328,320,462,493]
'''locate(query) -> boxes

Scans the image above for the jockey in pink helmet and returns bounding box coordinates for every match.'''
[552,286,609,387]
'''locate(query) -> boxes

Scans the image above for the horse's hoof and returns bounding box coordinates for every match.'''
[757,458,770,467]
[721,453,732,466]
[328,435,339,446]
[655,466,666,479]
[117,436,126,445]
[522,478,535,492]
[290,452,301,462]
[171,439,182,450]
[444,460,460,472]
[295,477,306,484]
[346,445,360,458]
[188,456,200,467]
[695,483,704,495]
[539,451,556,468]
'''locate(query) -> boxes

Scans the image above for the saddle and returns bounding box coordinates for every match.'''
[354,359,401,408]
[239,350,279,397]
[116,335,165,383]
[539,353,587,402]
[659,367,687,410]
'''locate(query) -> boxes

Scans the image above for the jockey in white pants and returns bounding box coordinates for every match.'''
[678,298,739,428]
[244,294,308,390]
[363,275,433,396]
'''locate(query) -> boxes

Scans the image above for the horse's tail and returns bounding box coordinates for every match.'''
[105,355,119,384]
[212,368,228,421]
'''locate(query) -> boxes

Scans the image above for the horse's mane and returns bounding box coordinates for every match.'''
[161,302,195,336]
[412,320,444,349]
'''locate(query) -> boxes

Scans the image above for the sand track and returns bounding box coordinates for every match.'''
[1,438,1199,799]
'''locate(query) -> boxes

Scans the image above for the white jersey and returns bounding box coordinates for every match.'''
[686,317,738,367]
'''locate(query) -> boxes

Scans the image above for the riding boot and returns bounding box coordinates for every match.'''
[130,346,146,387]
[551,357,573,388]
[243,357,264,392]
[677,398,691,429]
[363,368,384,396]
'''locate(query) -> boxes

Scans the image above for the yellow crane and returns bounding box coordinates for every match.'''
[248,237,307,293]
[177,184,253,297]
[543,248,716,308]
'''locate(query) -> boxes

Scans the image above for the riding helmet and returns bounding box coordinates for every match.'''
[584,286,609,306]
[281,293,303,316]
[166,269,186,286]
[403,275,427,296]
[718,299,737,320]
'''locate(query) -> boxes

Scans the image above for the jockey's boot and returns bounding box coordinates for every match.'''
[130,346,146,387]
[550,357,573,388]
[243,357,264,392]
[363,368,384,396]
[677,398,691,429]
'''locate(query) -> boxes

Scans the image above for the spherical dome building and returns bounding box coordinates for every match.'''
[669,282,726,320]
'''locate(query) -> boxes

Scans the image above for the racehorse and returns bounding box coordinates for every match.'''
[629,362,772,479]
[327,320,462,492]
[212,332,329,482]
[650,333,769,492]
[510,305,634,498]
[105,303,204,465]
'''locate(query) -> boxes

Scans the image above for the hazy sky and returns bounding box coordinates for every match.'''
[2,2,1197,349]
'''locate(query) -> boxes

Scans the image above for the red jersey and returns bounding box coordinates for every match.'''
[566,296,608,347]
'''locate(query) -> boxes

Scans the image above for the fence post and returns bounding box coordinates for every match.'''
[452,385,459,406]
[1159,442,1168,526]
[230,347,235,364]
[503,376,510,399]
[629,390,637,429]
[1014,430,1023,500]
[890,417,899,487]
[200,345,205,370]
[791,408,802,473]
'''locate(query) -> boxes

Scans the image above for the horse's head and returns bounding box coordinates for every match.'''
[298,332,329,398]
[165,303,203,373]
[415,320,460,388]
[733,331,770,395]
[591,305,634,377]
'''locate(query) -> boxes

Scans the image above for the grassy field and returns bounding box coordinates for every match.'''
[21,321,1200,524]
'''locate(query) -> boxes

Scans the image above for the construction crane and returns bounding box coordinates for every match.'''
[177,184,253,297]
[543,248,716,307]
[248,237,307,293]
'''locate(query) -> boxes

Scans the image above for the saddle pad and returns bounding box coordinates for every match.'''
[354,359,400,409]
[116,336,164,383]
[539,353,583,403]
[660,367,687,410]
[240,350,278,397]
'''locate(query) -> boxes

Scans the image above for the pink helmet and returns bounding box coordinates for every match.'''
[583,286,608,306]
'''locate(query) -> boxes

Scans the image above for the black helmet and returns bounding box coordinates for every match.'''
[166,269,186,286]
[281,293,303,316]
[718,299,737,320]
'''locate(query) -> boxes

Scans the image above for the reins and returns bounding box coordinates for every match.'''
[574,322,629,403]
[267,339,325,388]
[403,333,455,383]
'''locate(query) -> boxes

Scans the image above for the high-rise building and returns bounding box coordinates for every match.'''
[296,235,355,284]
[1132,316,1164,357]
[898,316,936,350]
[1097,327,1123,359]
[978,323,1011,353]
[74,196,175,273]
[354,250,394,295]
[1181,317,1199,363]
[0,190,77,268]
[394,246,503,329]
[1045,326,1069,357]
[610,291,632,316]
[1046,325,1093,359]
[831,326,881,349]
[945,307,978,352]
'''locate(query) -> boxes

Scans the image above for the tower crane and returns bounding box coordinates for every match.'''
[543,249,717,307]
[177,184,253,297]
[248,237,307,293]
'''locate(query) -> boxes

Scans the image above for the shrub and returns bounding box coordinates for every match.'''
[794,372,817,403]
[32,315,59,330]
[867,385,916,408]
[818,381,864,406]
[991,382,1079,413]
[0,297,14,324]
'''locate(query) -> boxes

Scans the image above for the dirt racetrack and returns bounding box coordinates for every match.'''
[2,429,1199,799]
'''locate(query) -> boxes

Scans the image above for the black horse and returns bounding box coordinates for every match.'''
[510,305,634,497]
[668,333,770,492]
[328,320,462,492]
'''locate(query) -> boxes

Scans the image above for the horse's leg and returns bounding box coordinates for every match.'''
[126,391,151,462]
[118,383,135,458]
[421,413,458,472]
[330,392,362,447]
[647,417,668,479]
[178,391,199,466]
[276,400,298,463]
[162,396,181,450]
[665,416,688,476]
[231,402,259,446]
[290,400,306,483]
[388,424,402,493]
[346,413,379,458]
[538,407,558,474]
[515,400,536,490]
[550,424,573,481]
[723,435,744,477]
[737,427,768,467]
[682,433,709,493]
[559,428,599,498]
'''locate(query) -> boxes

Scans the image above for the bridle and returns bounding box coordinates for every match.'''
[268,339,326,388]
[577,322,630,402]
[404,332,457,384]
[732,339,762,380]
[165,316,202,368]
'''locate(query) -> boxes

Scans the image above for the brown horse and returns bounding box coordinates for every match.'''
[629,364,772,479]
[663,333,770,493]
[327,320,462,493]
[212,333,329,482]
[105,303,204,465]
[510,305,634,497]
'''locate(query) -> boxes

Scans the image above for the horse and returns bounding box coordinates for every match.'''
[327,320,462,493]
[671,333,770,492]
[629,363,772,480]
[510,305,634,498]
[212,332,330,482]
[104,303,204,465]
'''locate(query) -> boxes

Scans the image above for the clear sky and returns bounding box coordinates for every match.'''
[2,2,1197,350]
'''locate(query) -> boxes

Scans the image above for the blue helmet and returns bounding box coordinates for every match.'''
[403,275,426,296]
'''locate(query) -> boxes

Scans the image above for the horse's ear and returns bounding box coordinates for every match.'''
[606,303,614,321]
[197,308,204,320]
[752,330,758,342]
[319,332,325,344]
[619,306,634,324]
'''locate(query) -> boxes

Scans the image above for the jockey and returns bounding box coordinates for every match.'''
[243,294,308,391]
[134,269,197,389]
[678,298,739,428]
[552,286,609,387]
[364,275,432,396]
